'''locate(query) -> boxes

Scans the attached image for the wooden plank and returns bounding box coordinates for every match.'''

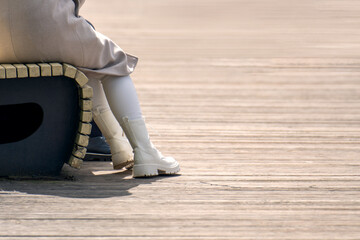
[80,110,92,123]
[79,84,93,99]
[72,145,87,159]
[67,156,83,169]
[80,99,92,111]
[50,63,63,76]
[26,64,40,77]
[38,63,51,76]
[1,64,16,78]
[75,133,89,147]
[13,64,28,78]
[75,70,89,87]
[0,65,5,79]
[78,122,92,135]
[63,63,77,78]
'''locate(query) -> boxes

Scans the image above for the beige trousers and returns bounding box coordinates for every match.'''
[0,0,138,79]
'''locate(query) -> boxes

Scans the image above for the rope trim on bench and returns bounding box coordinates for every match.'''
[0,63,93,169]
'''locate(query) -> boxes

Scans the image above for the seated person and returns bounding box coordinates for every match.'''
[0,0,179,177]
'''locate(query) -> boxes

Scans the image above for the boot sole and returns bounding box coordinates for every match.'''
[112,151,134,170]
[113,160,134,170]
[133,164,180,178]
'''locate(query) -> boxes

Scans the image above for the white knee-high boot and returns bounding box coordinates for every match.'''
[119,117,180,177]
[101,75,180,177]
[93,108,134,169]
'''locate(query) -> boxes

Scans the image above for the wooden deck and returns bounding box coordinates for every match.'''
[1,0,360,239]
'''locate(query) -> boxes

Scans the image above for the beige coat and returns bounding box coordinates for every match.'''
[0,0,137,79]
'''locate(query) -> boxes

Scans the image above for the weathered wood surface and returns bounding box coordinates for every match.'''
[1,0,360,239]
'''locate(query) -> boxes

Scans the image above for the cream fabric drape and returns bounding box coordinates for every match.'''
[0,0,138,79]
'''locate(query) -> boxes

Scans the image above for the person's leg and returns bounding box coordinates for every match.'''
[101,75,142,120]
[87,78,133,169]
[102,75,180,177]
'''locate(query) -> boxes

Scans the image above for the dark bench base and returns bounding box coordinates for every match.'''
[0,63,93,176]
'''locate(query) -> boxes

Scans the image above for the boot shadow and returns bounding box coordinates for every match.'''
[0,162,176,199]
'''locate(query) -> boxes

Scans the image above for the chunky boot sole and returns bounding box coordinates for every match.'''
[111,150,134,170]
[113,160,134,170]
[133,163,180,178]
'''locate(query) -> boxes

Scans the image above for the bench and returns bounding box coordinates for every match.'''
[0,63,93,176]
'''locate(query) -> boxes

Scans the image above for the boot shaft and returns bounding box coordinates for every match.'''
[119,117,153,151]
[93,108,125,141]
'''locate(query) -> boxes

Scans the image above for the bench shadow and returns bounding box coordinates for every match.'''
[0,162,180,199]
